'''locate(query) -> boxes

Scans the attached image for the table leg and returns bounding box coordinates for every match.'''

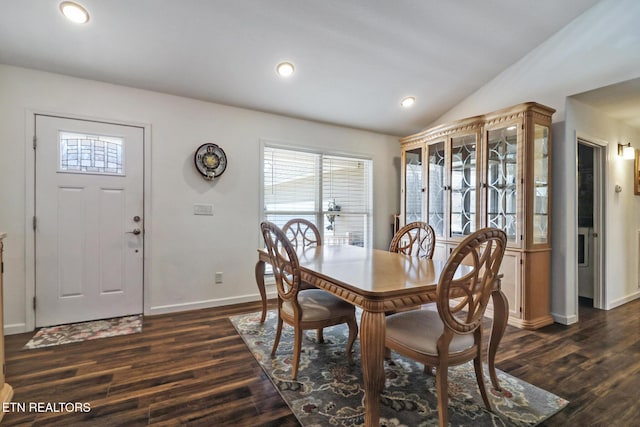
[254,260,267,323]
[488,287,508,391]
[360,310,386,427]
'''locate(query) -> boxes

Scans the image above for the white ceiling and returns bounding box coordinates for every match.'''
[0,0,604,135]
[572,78,640,130]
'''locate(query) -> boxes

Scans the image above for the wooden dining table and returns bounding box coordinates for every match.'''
[255,243,508,427]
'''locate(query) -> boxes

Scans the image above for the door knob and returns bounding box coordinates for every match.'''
[126,228,142,235]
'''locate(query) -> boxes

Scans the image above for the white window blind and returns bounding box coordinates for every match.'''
[263,145,372,247]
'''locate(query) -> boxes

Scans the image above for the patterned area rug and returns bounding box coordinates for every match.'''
[231,310,568,427]
[24,315,142,349]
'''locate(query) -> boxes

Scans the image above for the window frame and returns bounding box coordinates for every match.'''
[259,140,374,248]
[57,130,126,176]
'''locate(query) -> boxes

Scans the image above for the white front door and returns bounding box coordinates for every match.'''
[35,115,144,327]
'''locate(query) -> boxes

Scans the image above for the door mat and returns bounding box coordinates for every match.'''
[24,315,142,349]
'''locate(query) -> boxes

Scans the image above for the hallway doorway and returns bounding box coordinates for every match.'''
[577,138,605,309]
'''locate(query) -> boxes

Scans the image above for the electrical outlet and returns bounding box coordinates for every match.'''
[215,272,223,284]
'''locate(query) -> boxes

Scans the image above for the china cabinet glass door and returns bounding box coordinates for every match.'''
[486,125,519,243]
[533,124,550,244]
[404,147,423,223]
[449,134,478,238]
[427,142,445,237]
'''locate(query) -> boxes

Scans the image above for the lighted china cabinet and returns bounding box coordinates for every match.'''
[400,102,555,329]
[0,233,13,418]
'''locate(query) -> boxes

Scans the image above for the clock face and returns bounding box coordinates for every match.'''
[194,143,227,180]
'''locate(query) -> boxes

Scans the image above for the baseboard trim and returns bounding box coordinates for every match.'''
[4,289,283,334]
[551,312,578,325]
[148,290,278,316]
[4,323,28,335]
[606,291,640,310]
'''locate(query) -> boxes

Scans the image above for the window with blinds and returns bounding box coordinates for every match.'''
[263,145,372,247]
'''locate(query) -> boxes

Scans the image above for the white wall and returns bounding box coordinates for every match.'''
[430,0,640,323]
[0,64,400,334]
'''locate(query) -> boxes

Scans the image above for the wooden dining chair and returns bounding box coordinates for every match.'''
[385,228,507,427]
[260,221,358,380]
[282,218,326,342]
[386,221,436,320]
[283,218,322,250]
[257,218,322,324]
[389,221,436,259]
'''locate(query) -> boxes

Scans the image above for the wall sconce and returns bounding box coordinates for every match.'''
[618,142,635,160]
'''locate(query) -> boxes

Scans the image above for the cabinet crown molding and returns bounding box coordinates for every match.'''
[400,102,556,145]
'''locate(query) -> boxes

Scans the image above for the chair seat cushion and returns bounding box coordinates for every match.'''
[385,307,474,355]
[282,289,355,321]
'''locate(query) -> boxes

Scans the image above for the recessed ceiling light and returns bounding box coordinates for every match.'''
[60,1,90,24]
[400,96,416,108]
[276,62,295,78]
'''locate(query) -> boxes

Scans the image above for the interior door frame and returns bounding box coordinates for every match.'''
[576,135,606,311]
[24,110,152,332]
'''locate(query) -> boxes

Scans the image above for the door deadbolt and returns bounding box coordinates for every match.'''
[133,216,141,222]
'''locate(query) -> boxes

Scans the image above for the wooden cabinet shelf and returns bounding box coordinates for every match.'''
[400,102,555,330]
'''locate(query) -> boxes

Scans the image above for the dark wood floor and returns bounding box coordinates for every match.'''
[3,297,639,426]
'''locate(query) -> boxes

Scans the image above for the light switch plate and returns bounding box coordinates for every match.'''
[193,203,214,216]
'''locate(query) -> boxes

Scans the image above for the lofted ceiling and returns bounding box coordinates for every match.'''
[0,0,603,136]
[572,78,640,130]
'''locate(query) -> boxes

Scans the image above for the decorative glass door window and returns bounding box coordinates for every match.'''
[486,126,518,242]
[427,142,445,237]
[449,134,477,238]
[533,124,550,244]
[59,131,124,175]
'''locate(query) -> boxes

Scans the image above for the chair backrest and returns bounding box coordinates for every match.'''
[261,221,301,304]
[282,218,322,249]
[389,221,436,259]
[436,228,507,334]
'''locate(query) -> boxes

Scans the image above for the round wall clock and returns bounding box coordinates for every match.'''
[194,143,227,180]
